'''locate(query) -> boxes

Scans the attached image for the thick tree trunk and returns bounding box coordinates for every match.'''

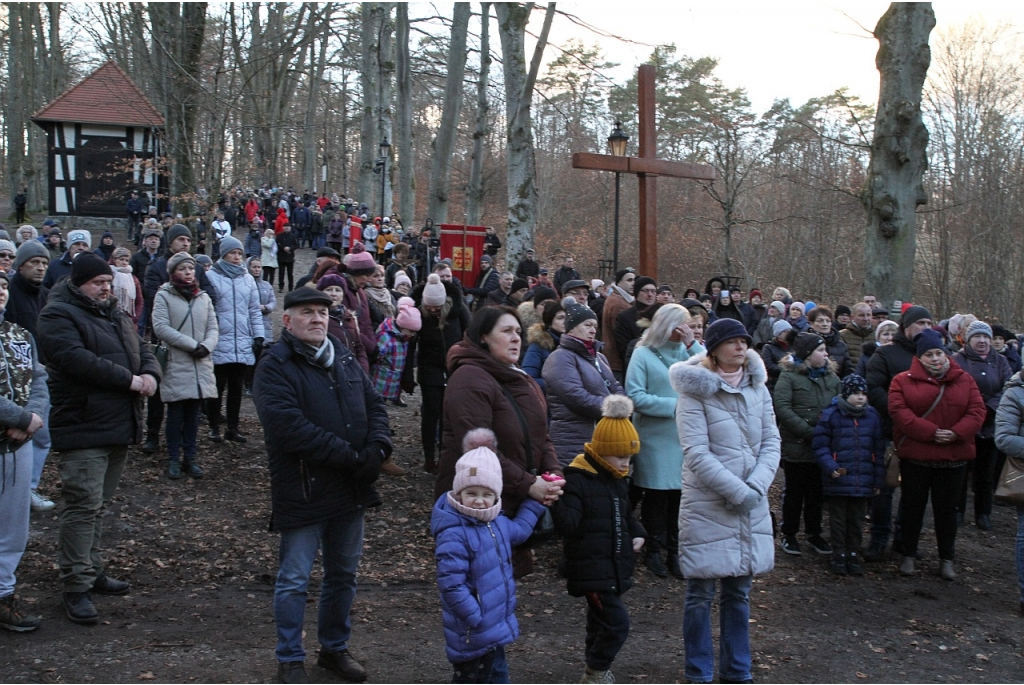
[863,2,935,307]
[495,2,555,264]
[395,3,415,227]
[5,3,28,209]
[358,3,381,205]
[303,7,331,194]
[376,3,395,220]
[426,3,471,225]
[466,2,491,226]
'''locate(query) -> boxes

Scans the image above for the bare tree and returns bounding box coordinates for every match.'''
[395,3,415,226]
[863,2,936,308]
[494,2,556,263]
[466,2,492,225]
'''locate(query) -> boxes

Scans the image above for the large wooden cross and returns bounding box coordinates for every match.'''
[572,64,716,280]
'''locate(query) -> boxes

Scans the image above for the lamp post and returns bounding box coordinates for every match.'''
[607,121,629,274]
[374,136,391,224]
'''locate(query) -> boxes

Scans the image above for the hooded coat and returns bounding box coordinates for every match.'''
[812,400,886,497]
[669,350,781,579]
[773,357,841,463]
[888,355,985,465]
[953,346,1012,439]
[521,323,560,392]
[151,283,218,402]
[206,264,264,365]
[37,280,162,450]
[542,336,623,466]
[431,495,544,662]
[437,342,561,515]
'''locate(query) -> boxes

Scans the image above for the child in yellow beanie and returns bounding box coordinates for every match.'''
[552,395,647,684]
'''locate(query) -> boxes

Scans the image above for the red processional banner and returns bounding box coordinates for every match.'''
[438,224,488,286]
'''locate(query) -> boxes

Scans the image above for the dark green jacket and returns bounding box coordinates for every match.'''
[773,357,841,462]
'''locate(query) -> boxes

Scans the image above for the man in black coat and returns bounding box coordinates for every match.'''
[463,254,500,312]
[37,254,161,625]
[253,288,391,684]
[553,255,581,296]
[863,305,934,561]
[515,249,540,280]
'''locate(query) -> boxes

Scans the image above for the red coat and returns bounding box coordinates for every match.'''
[244,199,260,222]
[888,356,986,463]
[274,207,287,234]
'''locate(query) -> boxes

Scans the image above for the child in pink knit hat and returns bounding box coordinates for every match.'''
[431,429,548,683]
[372,296,420,408]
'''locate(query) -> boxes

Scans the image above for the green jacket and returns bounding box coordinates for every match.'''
[773,357,841,462]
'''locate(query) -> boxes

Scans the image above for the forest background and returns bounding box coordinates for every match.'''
[3,3,1024,325]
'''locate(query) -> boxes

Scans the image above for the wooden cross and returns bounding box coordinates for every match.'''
[572,64,716,280]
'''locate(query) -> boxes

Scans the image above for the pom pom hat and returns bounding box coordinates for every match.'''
[395,297,422,331]
[585,395,640,457]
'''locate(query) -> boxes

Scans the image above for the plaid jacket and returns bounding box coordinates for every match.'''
[373,317,411,401]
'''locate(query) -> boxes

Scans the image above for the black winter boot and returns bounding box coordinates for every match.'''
[167,457,183,480]
[184,458,204,478]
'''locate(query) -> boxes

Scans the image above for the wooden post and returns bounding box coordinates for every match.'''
[637,65,658,278]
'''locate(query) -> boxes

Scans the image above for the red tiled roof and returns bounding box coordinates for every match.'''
[31,60,165,128]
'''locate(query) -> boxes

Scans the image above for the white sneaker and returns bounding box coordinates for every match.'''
[30,490,55,512]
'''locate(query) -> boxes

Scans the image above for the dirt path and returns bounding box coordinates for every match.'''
[2,246,1022,683]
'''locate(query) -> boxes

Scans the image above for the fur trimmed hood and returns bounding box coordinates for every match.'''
[527,322,558,351]
[778,356,839,376]
[669,348,767,398]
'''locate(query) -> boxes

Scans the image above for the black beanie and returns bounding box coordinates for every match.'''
[71,252,112,287]
[835,304,852,318]
[900,305,932,331]
[563,302,597,334]
[510,278,529,295]
[633,276,656,297]
[791,332,825,361]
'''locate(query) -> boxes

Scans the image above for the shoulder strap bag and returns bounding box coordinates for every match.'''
[885,384,945,488]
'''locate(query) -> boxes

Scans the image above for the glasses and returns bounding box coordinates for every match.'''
[639,287,657,294]
[0,253,14,260]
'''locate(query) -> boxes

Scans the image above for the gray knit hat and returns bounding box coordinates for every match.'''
[0,240,17,257]
[965,320,993,343]
[772,319,793,338]
[167,251,196,274]
[14,239,49,270]
[218,235,243,257]
[167,223,192,244]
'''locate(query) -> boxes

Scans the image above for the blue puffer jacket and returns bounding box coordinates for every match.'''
[812,400,886,497]
[431,494,544,663]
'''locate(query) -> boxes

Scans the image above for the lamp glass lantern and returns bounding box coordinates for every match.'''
[379,137,391,158]
[608,121,629,157]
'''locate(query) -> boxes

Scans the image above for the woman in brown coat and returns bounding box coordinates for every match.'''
[436,306,564,576]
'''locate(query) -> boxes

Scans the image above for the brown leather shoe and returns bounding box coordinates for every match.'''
[380,458,406,476]
[317,648,367,682]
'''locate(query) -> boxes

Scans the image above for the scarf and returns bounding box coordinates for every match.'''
[171,274,200,300]
[608,283,635,305]
[838,395,866,418]
[807,364,830,380]
[366,285,396,319]
[310,337,335,370]
[717,366,745,388]
[566,334,597,357]
[447,491,501,523]
[111,267,136,317]
[213,259,247,279]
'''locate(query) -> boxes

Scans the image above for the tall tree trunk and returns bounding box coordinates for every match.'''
[426,3,471,225]
[466,2,491,226]
[358,3,381,205]
[376,3,395,220]
[863,2,935,308]
[303,5,332,193]
[494,2,555,264]
[395,3,415,227]
[5,3,27,210]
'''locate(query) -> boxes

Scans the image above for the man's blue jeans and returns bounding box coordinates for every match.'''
[683,575,753,683]
[274,511,364,662]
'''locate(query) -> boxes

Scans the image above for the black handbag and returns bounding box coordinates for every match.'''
[501,386,556,542]
[150,299,195,371]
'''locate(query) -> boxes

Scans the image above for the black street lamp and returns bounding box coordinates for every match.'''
[607,121,629,274]
[375,137,391,223]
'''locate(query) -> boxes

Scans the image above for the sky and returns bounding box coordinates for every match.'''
[534,1,1024,114]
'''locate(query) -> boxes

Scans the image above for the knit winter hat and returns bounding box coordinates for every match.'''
[67,229,91,248]
[316,273,346,292]
[749,289,763,299]
[992,324,1014,341]
[14,239,49,270]
[633,276,656,296]
[914,328,946,356]
[393,271,412,291]
[614,268,635,285]
[167,251,196,274]
[704,318,752,355]
[452,445,503,497]
[111,246,132,262]
[841,374,868,399]
[510,278,529,296]
[791,332,825,361]
[532,286,557,305]
[0,240,17,257]
[422,273,447,307]
[835,304,852,318]
[805,301,817,313]
[346,250,377,275]
[395,296,422,332]
[479,254,493,265]
[563,302,597,334]
[875,319,898,342]
[219,235,243,257]
[769,300,786,316]
[772,319,793,338]
[585,395,640,458]
[71,252,112,287]
[900,305,933,332]
[167,224,191,245]
[965,320,993,344]
[591,279,604,291]
[789,301,805,315]
[195,254,213,267]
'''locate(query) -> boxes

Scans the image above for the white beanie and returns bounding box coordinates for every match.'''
[422,273,447,307]
[67,229,92,248]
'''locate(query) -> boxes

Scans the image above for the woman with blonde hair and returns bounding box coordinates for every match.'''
[626,304,704,578]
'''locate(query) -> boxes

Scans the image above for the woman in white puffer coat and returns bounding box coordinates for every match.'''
[668,318,780,685]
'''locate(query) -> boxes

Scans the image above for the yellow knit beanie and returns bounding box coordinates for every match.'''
[585,395,640,457]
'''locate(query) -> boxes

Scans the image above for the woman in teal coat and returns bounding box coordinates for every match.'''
[626,304,704,578]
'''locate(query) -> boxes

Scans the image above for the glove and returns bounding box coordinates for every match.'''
[191,344,210,359]
[400,378,416,394]
[252,338,265,357]
[734,488,762,515]
[352,443,386,483]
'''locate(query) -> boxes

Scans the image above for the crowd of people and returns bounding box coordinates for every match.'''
[1,194,1022,685]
